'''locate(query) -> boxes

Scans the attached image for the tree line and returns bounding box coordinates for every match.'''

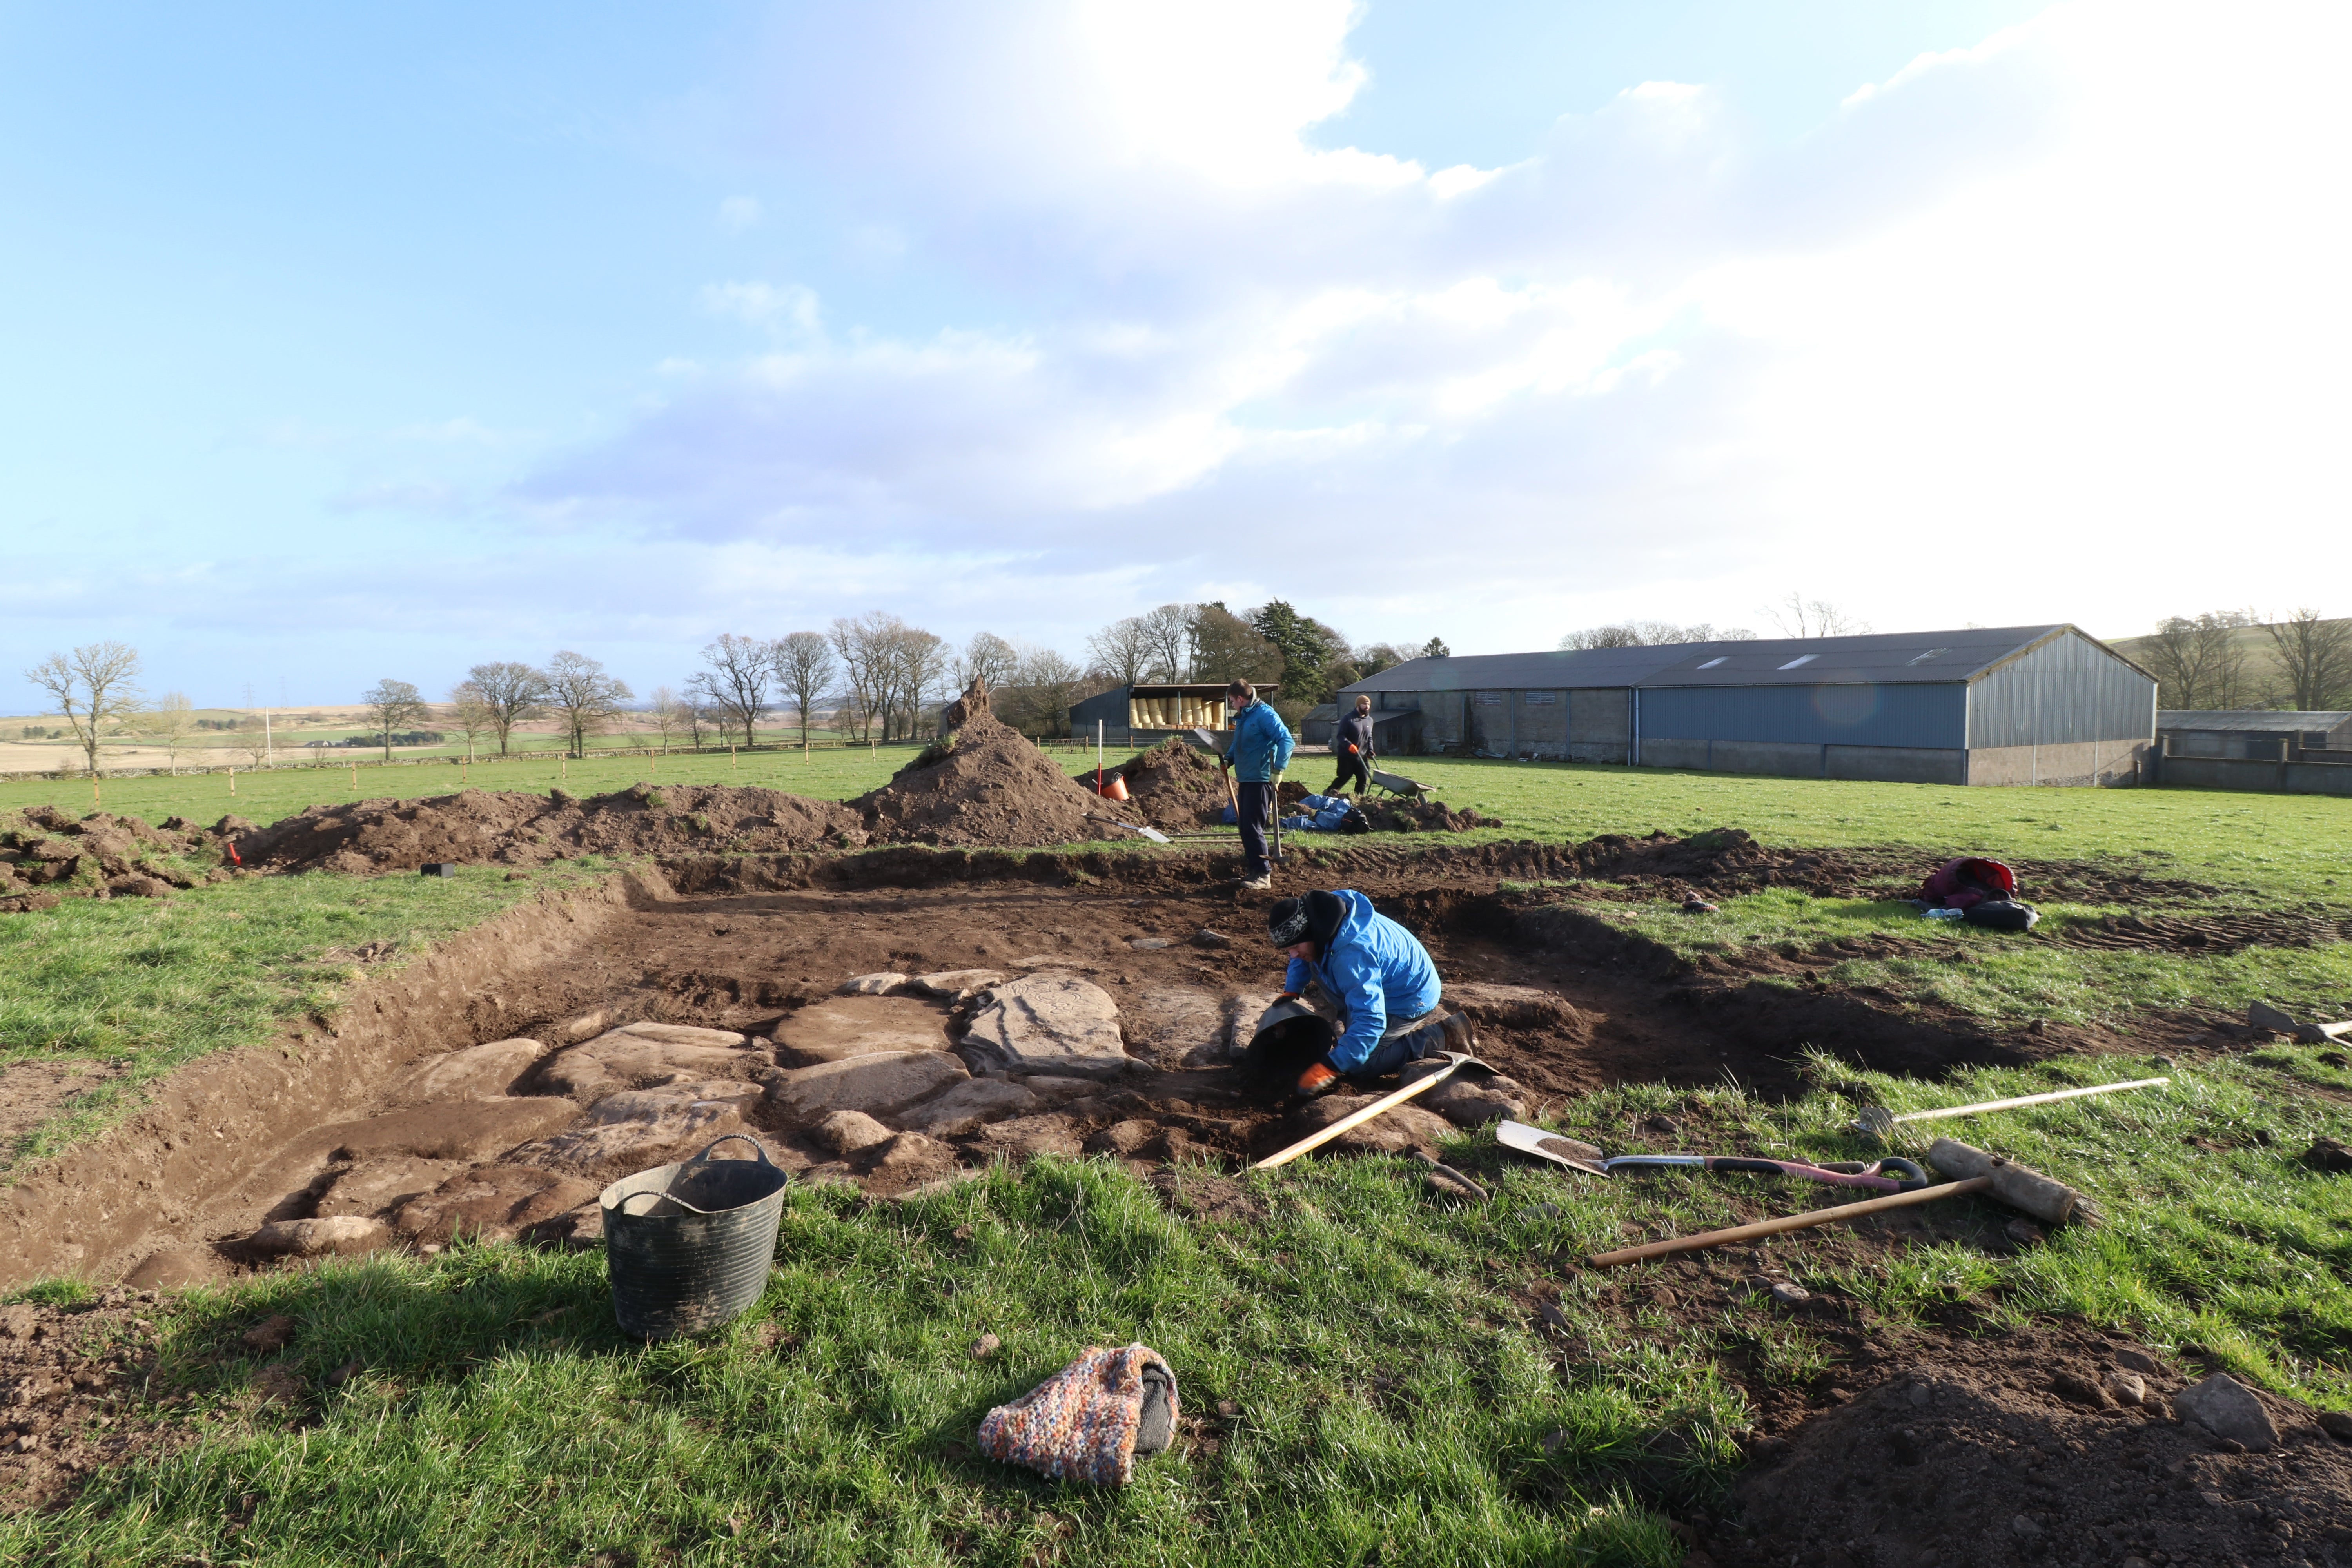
[2141,608,2352,712]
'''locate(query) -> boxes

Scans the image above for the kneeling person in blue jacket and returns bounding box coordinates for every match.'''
[1267,889,1471,1095]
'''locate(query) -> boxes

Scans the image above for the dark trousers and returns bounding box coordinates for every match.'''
[1235,780,1274,876]
[1329,754,1372,795]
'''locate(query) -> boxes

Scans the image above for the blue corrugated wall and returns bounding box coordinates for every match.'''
[1638,683,1967,748]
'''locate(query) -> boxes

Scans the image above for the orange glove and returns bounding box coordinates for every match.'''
[1346,742,1357,754]
[1296,1061,1339,1095]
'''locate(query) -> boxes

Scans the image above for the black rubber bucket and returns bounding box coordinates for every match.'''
[601,1134,789,1341]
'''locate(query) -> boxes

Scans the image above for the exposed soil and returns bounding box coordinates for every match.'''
[1111,738,1497,835]
[849,687,1143,848]
[232,783,864,873]
[0,1288,182,1509]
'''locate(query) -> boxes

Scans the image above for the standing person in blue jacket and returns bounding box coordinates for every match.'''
[1220,678,1294,892]
[1266,889,1472,1095]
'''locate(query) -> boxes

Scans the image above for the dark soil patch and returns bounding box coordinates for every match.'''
[0,1287,182,1510]
[234,784,863,874]
[1116,739,1234,831]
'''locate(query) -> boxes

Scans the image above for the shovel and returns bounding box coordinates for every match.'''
[1251,1049,1496,1170]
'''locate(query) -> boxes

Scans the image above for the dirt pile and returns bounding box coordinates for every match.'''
[0,809,229,912]
[1716,1319,2352,1566]
[234,784,864,873]
[850,682,1141,848]
[1116,738,1234,829]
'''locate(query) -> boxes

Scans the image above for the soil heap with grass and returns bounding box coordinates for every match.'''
[232,783,866,873]
[1112,736,1500,835]
[849,681,1142,848]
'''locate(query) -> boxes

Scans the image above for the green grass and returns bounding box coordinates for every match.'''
[0,861,615,1170]
[1573,885,2352,1033]
[5,1052,2346,1563]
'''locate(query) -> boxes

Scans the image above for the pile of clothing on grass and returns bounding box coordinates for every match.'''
[1914,856,2040,931]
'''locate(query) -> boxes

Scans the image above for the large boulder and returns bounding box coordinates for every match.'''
[394,1038,548,1102]
[314,1156,471,1218]
[534,1024,755,1102]
[1398,1057,1529,1128]
[2173,1373,2280,1451]
[319,1097,581,1163]
[772,996,951,1067]
[814,1109,894,1155]
[768,1051,970,1123]
[963,973,1132,1078]
[893,1078,1039,1136]
[391,1166,603,1244]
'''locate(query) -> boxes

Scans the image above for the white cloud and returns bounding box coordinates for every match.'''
[509,0,2352,653]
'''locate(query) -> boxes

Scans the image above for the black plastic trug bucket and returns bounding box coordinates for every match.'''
[602,1135,789,1341]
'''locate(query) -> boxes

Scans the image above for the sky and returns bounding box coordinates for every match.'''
[4,0,2347,709]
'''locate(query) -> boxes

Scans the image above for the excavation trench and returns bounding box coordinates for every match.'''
[2,846,2191,1292]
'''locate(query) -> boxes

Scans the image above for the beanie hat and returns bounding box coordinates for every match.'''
[1267,890,1346,949]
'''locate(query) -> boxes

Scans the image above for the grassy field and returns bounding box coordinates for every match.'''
[5,753,2352,1557]
[0,861,617,1170]
[4,1050,2347,1564]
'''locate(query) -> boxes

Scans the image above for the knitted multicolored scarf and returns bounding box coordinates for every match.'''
[977,1344,1178,1486]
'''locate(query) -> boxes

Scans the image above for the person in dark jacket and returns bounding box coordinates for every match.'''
[1266,889,1470,1094]
[1221,679,1294,891]
[1330,695,1376,796]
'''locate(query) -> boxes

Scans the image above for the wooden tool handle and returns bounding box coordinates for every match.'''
[1584,1176,1992,1269]
[1250,1062,1459,1171]
[1891,1077,2167,1125]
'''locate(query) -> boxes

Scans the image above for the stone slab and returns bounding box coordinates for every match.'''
[1131,987,1227,1070]
[394,1038,547,1103]
[909,969,1005,999]
[839,972,908,995]
[535,1028,759,1102]
[391,1166,603,1244]
[768,1051,971,1123]
[320,1097,581,1163]
[773,996,951,1068]
[315,1156,471,1218]
[248,1216,389,1258]
[963,973,1131,1078]
[893,1078,1039,1136]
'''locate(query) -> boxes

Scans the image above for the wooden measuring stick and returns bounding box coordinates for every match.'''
[1586,1176,1993,1269]
[1251,1059,1468,1171]
[1888,1078,2168,1126]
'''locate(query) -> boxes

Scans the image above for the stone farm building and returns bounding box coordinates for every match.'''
[1339,625,2156,787]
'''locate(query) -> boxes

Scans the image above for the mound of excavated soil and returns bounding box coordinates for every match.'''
[235,784,864,873]
[851,686,1140,848]
[1717,1319,2352,1567]
[1117,738,1234,829]
[1111,737,1497,834]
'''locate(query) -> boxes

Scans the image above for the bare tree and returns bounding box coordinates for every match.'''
[892,625,949,740]
[1087,615,1157,685]
[2143,610,2256,710]
[544,652,632,758]
[646,685,687,753]
[698,633,771,748]
[771,631,839,752]
[1764,593,1870,639]
[26,641,144,778]
[956,631,1021,697]
[1000,646,1086,737]
[828,614,895,743]
[681,677,715,747]
[1135,603,1194,682]
[361,679,428,762]
[2263,609,2352,711]
[447,681,494,762]
[1560,620,1757,649]
[467,661,549,755]
[138,690,198,774]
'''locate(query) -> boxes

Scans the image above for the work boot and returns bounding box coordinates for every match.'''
[1238,874,1273,892]
[1439,1010,1477,1055]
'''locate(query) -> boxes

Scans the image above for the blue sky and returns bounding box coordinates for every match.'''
[4,1,2344,709]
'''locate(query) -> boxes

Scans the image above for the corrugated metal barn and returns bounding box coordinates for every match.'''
[1339,625,2156,787]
